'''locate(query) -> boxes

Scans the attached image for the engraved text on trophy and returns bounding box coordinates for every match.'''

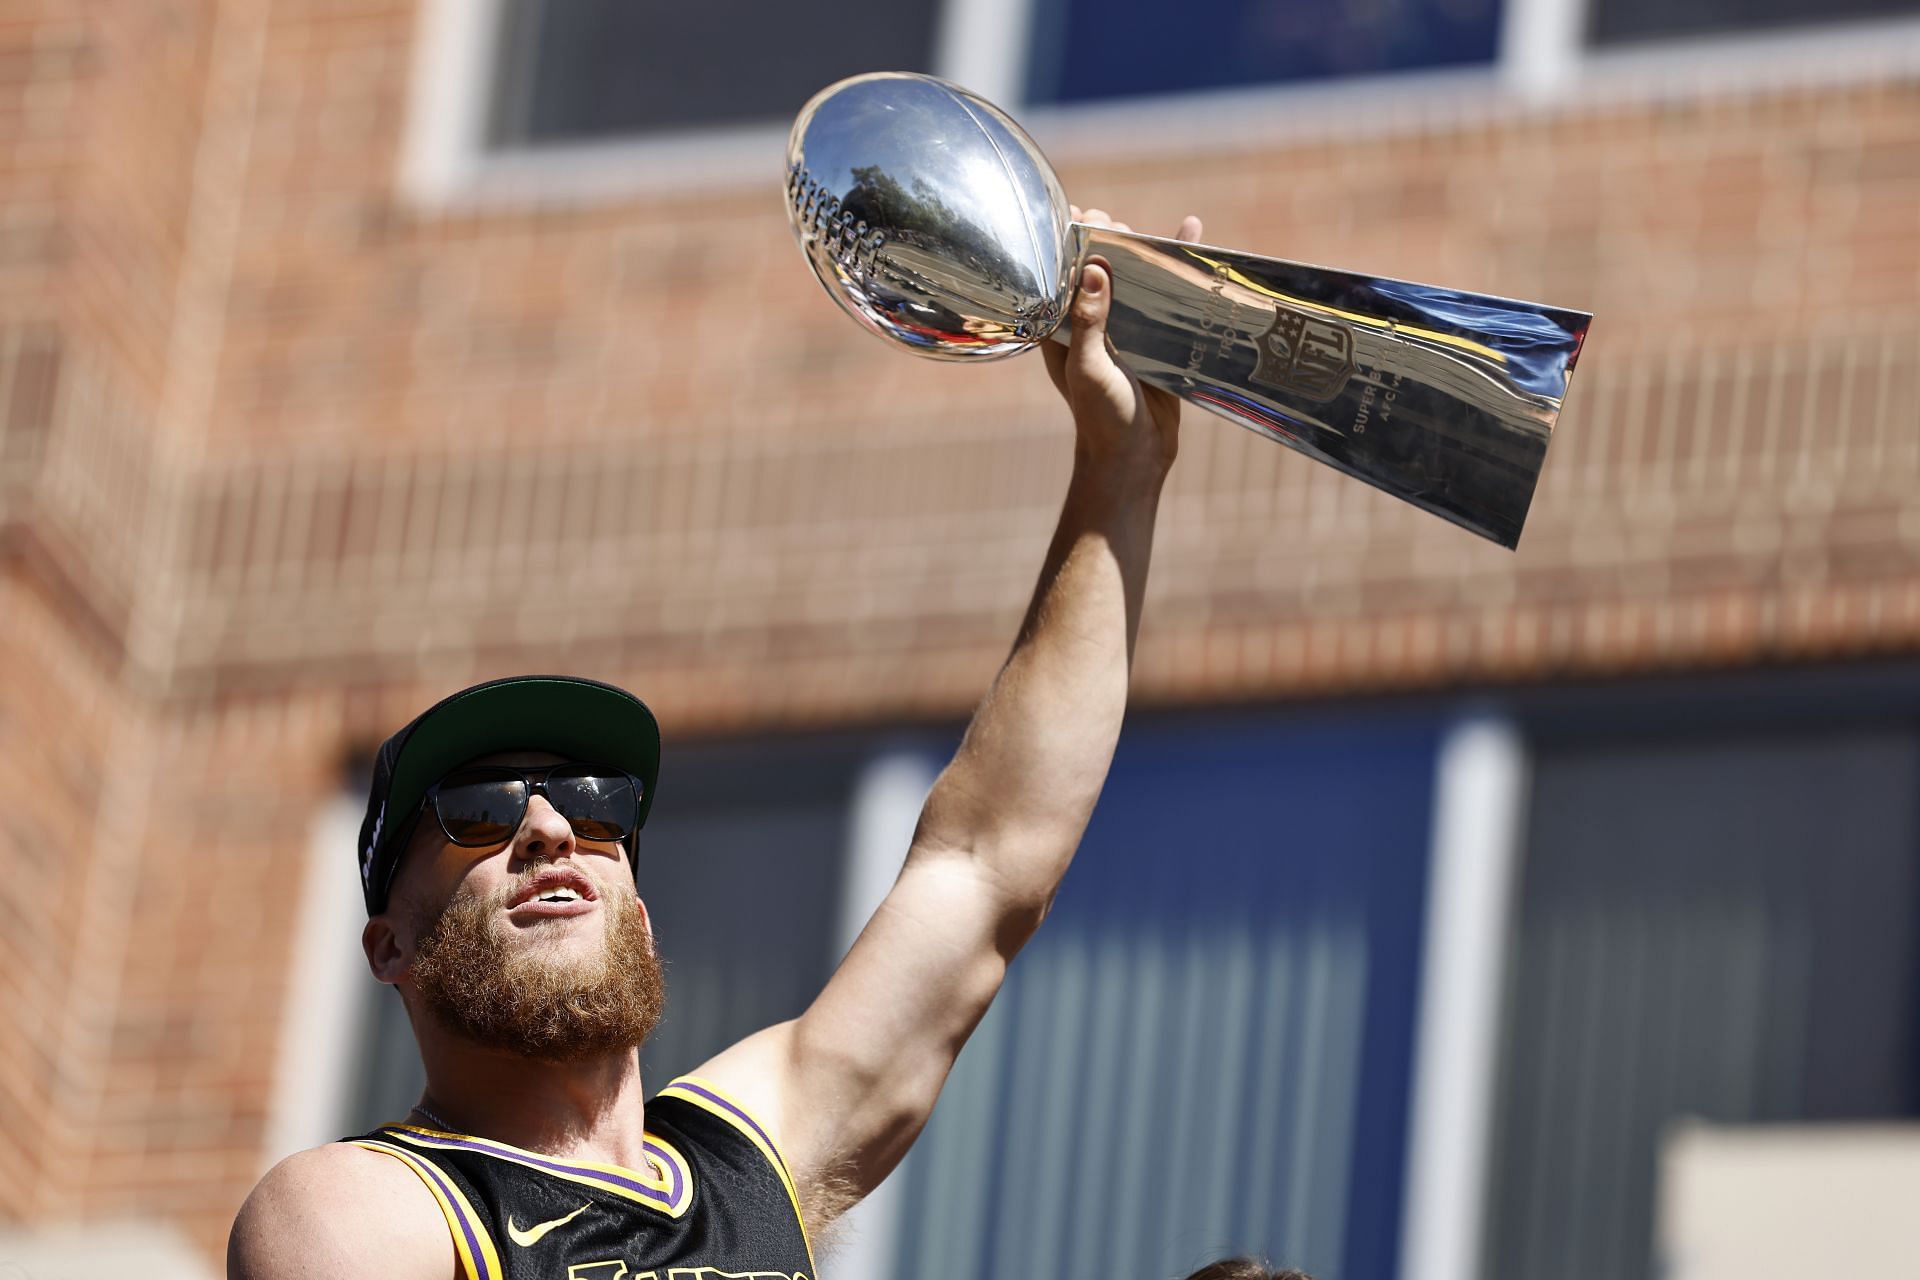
[1251,305,1354,402]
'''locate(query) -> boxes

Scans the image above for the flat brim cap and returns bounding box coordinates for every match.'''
[358,674,661,914]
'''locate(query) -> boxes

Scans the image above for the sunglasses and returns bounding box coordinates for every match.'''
[423,763,643,849]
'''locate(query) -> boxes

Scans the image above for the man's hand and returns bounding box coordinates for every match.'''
[1041,209,1205,473]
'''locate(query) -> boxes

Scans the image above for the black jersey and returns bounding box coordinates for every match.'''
[341,1076,815,1280]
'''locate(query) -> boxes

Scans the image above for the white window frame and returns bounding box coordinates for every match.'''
[405,0,1920,210]
[399,0,1038,207]
[1396,718,1530,1280]
[825,752,941,1280]
[263,794,375,1167]
[1507,0,1920,101]
[401,0,1920,208]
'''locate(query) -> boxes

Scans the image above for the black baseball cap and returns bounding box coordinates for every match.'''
[356,674,662,915]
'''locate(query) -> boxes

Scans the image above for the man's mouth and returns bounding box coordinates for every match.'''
[509,896,595,918]
[506,868,599,917]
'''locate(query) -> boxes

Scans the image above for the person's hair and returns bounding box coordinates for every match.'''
[1181,1259,1313,1280]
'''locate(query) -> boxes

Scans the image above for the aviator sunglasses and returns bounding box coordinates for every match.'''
[423,763,643,849]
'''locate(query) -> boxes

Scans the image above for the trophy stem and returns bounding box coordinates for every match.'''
[1055,223,1591,549]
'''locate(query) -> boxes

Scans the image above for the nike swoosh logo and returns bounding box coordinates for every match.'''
[506,1201,592,1247]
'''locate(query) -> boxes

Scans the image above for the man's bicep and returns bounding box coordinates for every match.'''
[696,852,1013,1198]
[802,850,1014,1074]
[228,1144,455,1280]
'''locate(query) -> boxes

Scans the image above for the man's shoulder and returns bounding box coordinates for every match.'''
[245,1137,425,1203]
[227,1141,455,1280]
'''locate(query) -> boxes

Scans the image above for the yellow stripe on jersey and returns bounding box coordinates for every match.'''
[379,1123,695,1219]
[350,1138,504,1280]
[656,1075,815,1269]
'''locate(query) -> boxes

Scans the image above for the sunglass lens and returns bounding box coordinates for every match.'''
[434,770,528,846]
[546,767,638,842]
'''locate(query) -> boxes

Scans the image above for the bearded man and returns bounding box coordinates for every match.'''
[227,210,1201,1280]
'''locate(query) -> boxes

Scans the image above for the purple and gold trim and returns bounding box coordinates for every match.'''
[380,1123,694,1219]
[657,1075,814,1265]
[351,1138,503,1280]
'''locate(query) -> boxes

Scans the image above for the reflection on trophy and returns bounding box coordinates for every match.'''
[784,72,1592,549]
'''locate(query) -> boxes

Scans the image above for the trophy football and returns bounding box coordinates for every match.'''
[784,73,1592,549]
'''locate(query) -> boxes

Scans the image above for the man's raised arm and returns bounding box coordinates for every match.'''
[694,211,1203,1232]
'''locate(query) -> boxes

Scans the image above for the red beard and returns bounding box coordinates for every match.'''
[407,875,666,1063]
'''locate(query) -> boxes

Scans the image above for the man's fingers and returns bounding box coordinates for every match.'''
[1070,259,1111,331]
[1074,208,1201,240]
[1048,211,1202,406]
[1067,259,1114,382]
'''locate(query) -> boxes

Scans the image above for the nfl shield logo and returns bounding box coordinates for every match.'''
[1251,305,1354,402]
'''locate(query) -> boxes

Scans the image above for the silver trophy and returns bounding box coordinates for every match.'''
[785,72,1592,549]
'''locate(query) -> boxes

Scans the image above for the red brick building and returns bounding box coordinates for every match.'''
[2,1,1918,1273]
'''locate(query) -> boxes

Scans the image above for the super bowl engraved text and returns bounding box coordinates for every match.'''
[1352,368,1403,436]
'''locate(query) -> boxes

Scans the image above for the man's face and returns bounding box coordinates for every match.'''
[369,750,666,1062]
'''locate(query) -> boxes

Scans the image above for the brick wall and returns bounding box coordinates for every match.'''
[0,0,200,1239]
[0,0,1916,1264]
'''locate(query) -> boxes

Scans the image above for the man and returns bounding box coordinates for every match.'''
[228,208,1201,1280]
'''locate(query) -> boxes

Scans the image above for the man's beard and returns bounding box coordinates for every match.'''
[407,874,666,1062]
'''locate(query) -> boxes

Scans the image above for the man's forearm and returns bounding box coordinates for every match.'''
[913,449,1166,916]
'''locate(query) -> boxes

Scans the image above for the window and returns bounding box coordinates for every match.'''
[1587,0,1920,45]
[407,0,1920,205]
[887,711,1444,1280]
[1480,726,1920,1280]
[487,0,942,149]
[1024,0,1506,105]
